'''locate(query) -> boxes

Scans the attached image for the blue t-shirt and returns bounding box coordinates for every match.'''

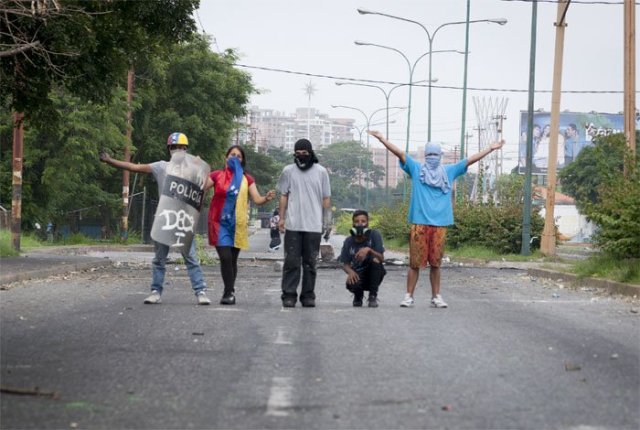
[400,156,468,226]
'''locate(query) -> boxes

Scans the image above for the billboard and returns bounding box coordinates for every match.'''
[517,110,640,175]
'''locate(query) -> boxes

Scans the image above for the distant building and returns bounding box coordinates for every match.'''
[237,106,355,151]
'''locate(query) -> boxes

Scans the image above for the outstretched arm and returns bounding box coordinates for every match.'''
[466,140,505,167]
[248,183,276,205]
[100,152,152,174]
[367,130,406,164]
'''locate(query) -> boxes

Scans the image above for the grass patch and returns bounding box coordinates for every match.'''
[447,245,543,262]
[571,254,640,284]
[0,230,45,256]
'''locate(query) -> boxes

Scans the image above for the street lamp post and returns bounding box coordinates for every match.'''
[335,81,421,200]
[354,41,458,199]
[357,8,507,142]
[331,104,405,209]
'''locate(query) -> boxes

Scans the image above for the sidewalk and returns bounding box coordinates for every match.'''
[1,230,638,298]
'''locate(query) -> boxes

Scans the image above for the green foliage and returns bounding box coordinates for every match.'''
[335,211,382,236]
[448,203,545,254]
[375,202,410,246]
[447,245,542,261]
[572,254,640,284]
[560,133,640,259]
[585,158,640,258]
[316,140,384,209]
[494,173,526,205]
[194,234,217,265]
[559,134,628,212]
[244,145,281,200]
[130,36,254,169]
[2,0,200,116]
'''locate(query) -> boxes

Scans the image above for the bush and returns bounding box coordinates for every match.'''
[585,162,640,258]
[448,203,545,254]
[376,202,410,246]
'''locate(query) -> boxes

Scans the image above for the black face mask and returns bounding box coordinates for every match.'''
[350,225,370,237]
[294,154,313,170]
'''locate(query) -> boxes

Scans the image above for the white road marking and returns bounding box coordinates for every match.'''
[274,327,292,345]
[266,377,293,417]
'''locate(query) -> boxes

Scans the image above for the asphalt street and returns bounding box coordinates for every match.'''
[1,230,639,429]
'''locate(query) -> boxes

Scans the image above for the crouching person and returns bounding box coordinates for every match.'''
[339,210,386,308]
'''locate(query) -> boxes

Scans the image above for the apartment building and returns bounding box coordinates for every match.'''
[239,106,355,151]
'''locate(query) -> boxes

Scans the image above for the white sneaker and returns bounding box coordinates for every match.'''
[400,293,414,307]
[144,290,162,304]
[431,294,448,308]
[196,291,211,305]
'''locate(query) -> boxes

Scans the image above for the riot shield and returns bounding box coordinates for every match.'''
[151,152,210,252]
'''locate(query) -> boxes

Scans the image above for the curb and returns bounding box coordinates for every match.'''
[527,267,640,298]
[0,257,114,286]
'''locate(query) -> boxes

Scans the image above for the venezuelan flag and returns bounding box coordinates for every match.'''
[207,158,250,249]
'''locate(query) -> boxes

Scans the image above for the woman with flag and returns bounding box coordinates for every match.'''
[207,145,276,305]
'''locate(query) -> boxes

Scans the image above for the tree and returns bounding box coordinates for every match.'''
[559,135,627,212]
[316,140,383,208]
[129,36,254,168]
[2,0,200,250]
[560,133,640,258]
[1,0,199,114]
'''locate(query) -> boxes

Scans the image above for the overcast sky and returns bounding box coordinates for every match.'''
[196,0,637,171]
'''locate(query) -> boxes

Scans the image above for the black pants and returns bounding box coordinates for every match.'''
[281,231,321,302]
[215,246,240,295]
[269,228,281,249]
[346,261,386,299]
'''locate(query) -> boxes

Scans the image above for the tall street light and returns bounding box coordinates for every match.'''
[331,104,405,209]
[335,80,426,200]
[358,8,507,142]
[354,41,459,199]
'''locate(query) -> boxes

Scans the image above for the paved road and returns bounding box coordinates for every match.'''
[1,231,639,429]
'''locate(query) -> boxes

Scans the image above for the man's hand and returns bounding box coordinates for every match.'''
[367,130,384,140]
[354,247,370,262]
[346,271,360,286]
[490,139,506,151]
[278,218,285,233]
[99,152,111,163]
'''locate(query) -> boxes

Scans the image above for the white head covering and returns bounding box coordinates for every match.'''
[419,142,451,193]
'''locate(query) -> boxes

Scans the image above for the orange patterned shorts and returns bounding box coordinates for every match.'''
[409,224,447,269]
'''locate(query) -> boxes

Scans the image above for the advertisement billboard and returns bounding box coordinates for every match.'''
[517,110,639,175]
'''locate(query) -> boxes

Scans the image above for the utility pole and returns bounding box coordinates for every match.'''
[624,0,636,169]
[521,0,538,256]
[121,67,134,242]
[11,111,24,251]
[540,0,569,256]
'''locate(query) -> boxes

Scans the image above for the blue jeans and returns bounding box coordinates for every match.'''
[151,240,207,295]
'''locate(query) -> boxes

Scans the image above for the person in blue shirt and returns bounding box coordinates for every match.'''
[339,209,386,308]
[368,130,504,309]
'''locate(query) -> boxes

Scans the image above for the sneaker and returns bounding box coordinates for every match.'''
[368,295,379,308]
[400,293,414,308]
[301,299,316,308]
[282,298,296,308]
[431,294,448,308]
[220,293,236,305]
[353,295,363,307]
[144,290,162,304]
[196,291,211,305]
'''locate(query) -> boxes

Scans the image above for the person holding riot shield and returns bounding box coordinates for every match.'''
[206,145,276,305]
[100,132,211,305]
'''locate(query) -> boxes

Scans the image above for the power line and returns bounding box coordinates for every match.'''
[234,63,636,95]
